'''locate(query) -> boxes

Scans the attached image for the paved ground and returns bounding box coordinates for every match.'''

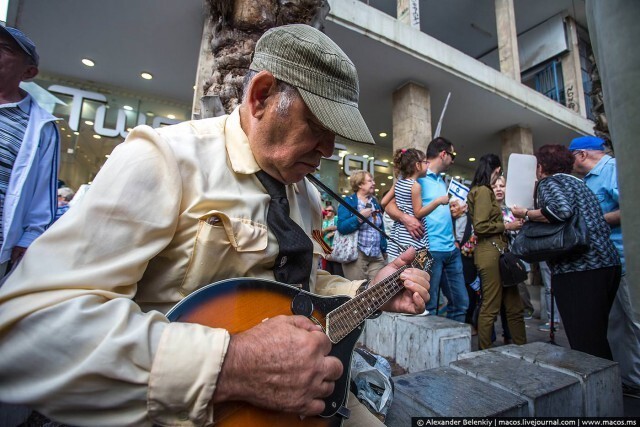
[469,283,640,417]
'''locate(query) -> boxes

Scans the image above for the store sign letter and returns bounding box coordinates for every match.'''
[48,85,180,138]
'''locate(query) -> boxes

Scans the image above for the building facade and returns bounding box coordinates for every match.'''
[5,0,595,197]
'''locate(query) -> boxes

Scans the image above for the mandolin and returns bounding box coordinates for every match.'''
[166,249,432,426]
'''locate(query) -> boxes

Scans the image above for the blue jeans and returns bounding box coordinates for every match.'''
[426,249,469,323]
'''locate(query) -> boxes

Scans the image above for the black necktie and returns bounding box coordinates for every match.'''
[256,171,313,290]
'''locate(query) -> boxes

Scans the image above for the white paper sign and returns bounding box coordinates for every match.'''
[505,153,537,209]
[447,179,470,203]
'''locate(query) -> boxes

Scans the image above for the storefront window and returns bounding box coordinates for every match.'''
[314,136,395,204]
[29,77,190,191]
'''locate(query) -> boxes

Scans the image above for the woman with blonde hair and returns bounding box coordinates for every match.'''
[337,170,386,281]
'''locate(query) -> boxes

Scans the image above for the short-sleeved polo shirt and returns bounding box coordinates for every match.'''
[418,169,455,251]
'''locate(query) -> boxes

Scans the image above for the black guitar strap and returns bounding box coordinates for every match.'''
[306,174,408,252]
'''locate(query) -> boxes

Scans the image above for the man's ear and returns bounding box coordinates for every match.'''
[22,65,39,81]
[245,70,277,119]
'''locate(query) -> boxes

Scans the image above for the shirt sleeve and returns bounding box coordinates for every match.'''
[0,127,228,426]
[16,121,59,248]
[314,269,363,297]
[538,177,574,222]
[337,197,361,235]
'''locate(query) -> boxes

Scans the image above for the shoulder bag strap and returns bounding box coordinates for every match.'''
[306,174,407,251]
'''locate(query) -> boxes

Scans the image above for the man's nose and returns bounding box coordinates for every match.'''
[318,134,336,157]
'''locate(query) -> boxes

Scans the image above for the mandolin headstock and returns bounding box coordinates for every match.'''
[411,249,434,274]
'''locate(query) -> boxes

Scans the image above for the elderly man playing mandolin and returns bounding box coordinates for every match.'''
[0,25,430,427]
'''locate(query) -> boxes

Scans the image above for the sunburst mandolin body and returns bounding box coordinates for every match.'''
[166,278,362,427]
[166,249,432,427]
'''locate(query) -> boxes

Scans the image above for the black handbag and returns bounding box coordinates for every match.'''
[510,209,590,263]
[493,242,528,287]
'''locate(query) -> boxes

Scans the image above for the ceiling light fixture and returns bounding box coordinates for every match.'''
[81,58,95,67]
[140,72,153,80]
[167,114,176,119]
[379,132,387,138]
[123,105,133,111]
[469,157,476,162]
[85,120,94,126]
[93,135,101,139]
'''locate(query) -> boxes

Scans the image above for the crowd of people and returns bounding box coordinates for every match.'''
[0,21,637,426]
[320,136,636,399]
[320,137,639,372]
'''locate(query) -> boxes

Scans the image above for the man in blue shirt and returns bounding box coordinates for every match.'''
[571,135,639,398]
[416,137,468,322]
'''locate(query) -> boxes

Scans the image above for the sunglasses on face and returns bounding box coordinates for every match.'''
[444,151,456,160]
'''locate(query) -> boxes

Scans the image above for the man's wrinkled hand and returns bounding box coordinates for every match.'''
[213,315,342,416]
[372,247,430,314]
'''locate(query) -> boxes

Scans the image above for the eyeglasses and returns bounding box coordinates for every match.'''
[444,151,456,160]
[572,150,585,157]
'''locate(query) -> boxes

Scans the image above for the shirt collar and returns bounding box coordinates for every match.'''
[586,154,613,177]
[223,107,300,193]
[224,107,260,175]
[1,93,31,114]
[426,168,442,180]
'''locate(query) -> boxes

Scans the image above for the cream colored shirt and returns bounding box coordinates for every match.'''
[0,108,361,426]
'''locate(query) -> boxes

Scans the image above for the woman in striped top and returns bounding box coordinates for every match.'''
[384,148,449,263]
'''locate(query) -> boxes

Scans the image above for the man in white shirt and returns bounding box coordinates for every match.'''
[0,25,430,426]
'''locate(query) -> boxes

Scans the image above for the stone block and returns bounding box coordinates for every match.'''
[493,342,623,416]
[451,350,582,416]
[360,312,398,360]
[386,367,528,426]
[395,315,471,373]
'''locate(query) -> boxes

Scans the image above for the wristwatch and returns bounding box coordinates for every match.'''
[524,210,530,222]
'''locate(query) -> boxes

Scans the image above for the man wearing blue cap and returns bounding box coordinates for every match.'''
[0,25,59,277]
[570,135,640,398]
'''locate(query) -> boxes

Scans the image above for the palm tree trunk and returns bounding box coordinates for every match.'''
[193,0,329,118]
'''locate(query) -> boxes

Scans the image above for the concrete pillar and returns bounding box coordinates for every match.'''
[495,0,521,81]
[397,0,420,29]
[586,0,640,322]
[392,82,432,153]
[191,17,215,119]
[500,125,533,171]
[560,17,587,117]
